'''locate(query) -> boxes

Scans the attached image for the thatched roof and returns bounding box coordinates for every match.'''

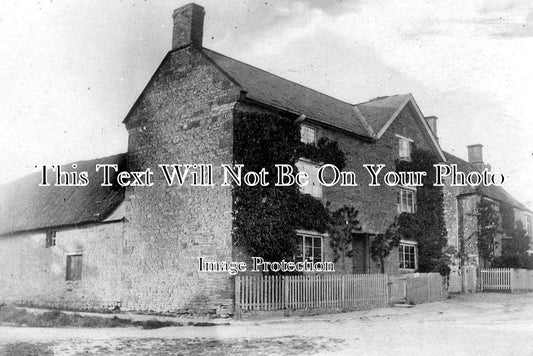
[0,154,127,236]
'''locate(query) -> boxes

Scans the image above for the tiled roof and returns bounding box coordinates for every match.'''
[203,48,372,137]
[0,154,127,236]
[444,152,530,212]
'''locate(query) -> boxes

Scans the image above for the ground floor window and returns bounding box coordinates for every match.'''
[296,232,323,262]
[66,254,83,281]
[399,240,417,271]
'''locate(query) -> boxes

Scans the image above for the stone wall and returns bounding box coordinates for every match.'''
[122,47,240,316]
[321,104,434,275]
[0,222,125,311]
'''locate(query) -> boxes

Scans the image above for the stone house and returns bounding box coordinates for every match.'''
[0,3,530,316]
[442,145,532,272]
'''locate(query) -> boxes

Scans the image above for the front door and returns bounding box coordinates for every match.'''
[352,234,367,274]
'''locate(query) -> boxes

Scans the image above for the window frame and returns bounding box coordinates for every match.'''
[295,231,324,263]
[396,187,417,214]
[66,253,83,282]
[295,159,323,199]
[45,230,56,248]
[396,134,413,161]
[300,124,317,145]
[399,240,418,272]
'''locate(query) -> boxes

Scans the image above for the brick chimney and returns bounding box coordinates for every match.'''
[467,144,485,171]
[172,3,205,50]
[425,116,438,139]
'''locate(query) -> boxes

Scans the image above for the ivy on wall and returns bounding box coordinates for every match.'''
[395,147,449,273]
[232,111,345,262]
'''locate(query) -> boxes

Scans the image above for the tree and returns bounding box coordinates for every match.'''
[329,205,361,271]
[371,218,401,274]
[492,221,531,268]
[476,198,502,264]
[504,220,530,256]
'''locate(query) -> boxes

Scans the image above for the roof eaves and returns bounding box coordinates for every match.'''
[198,49,243,89]
[375,95,411,138]
[353,105,375,137]
[406,94,446,162]
[242,94,374,141]
[0,217,125,238]
[375,94,446,162]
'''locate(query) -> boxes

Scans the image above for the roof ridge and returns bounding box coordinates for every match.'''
[444,151,475,170]
[354,94,408,106]
[202,47,357,106]
[0,153,128,188]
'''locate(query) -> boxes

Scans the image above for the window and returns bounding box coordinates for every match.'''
[526,214,532,238]
[396,188,416,213]
[296,233,323,262]
[399,241,417,271]
[397,135,412,161]
[300,125,316,145]
[66,254,83,281]
[45,231,56,248]
[295,160,322,198]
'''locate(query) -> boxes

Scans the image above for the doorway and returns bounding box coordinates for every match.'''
[352,233,368,274]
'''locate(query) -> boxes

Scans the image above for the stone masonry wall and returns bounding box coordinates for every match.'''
[320,104,434,275]
[0,222,125,310]
[232,102,436,276]
[122,47,240,316]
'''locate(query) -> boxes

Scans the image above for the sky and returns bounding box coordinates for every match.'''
[0,0,532,208]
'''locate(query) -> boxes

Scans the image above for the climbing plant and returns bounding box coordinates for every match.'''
[232,111,345,262]
[370,217,401,274]
[394,147,449,273]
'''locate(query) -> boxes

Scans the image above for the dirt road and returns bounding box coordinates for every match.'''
[2,293,533,355]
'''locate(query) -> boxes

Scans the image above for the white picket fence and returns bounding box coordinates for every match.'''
[234,273,447,319]
[480,268,513,291]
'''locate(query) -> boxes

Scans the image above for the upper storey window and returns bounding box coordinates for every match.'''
[300,125,316,145]
[295,160,322,199]
[397,135,413,161]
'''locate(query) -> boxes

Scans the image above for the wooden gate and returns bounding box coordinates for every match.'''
[480,268,513,291]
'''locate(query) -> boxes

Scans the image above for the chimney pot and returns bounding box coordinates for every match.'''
[172,3,205,49]
[467,144,485,170]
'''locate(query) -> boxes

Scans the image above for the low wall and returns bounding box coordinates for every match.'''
[448,266,477,293]
[390,273,448,304]
[513,269,533,291]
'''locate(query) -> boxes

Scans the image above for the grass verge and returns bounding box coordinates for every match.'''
[0,304,180,329]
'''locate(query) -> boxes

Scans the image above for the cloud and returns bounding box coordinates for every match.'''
[0,0,531,208]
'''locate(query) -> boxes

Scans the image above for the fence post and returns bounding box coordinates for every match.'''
[234,275,241,320]
[472,267,477,292]
[283,276,289,314]
[510,269,515,293]
[403,277,407,302]
[341,275,345,308]
[386,274,391,305]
